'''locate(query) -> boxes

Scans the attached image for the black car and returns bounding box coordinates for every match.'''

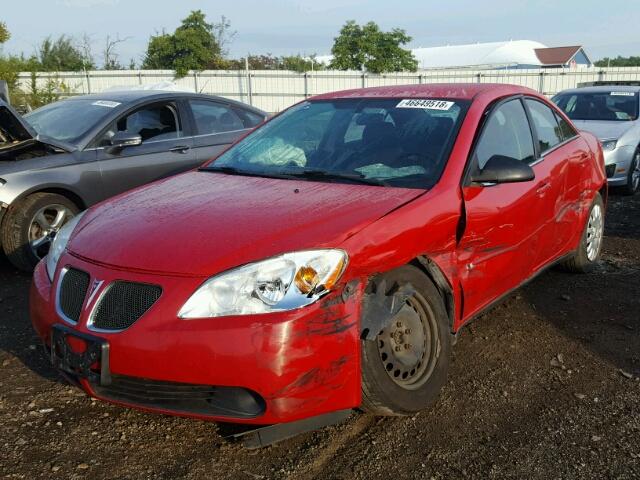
[0,91,267,271]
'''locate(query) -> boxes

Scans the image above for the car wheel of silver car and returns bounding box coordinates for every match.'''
[1,193,79,272]
[621,149,640,196]
[360,265,451,416]
[560,193,605,273]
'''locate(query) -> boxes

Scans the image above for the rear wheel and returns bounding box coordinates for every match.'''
[360,265,451,416]
[620,149,640,196]
[1,193,79,272]
[560,193,604,273]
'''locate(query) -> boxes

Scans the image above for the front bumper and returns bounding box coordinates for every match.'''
[603,145,635,186]
[30,255,363,424]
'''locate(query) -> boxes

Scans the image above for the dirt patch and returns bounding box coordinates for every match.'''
[1,194,640,479]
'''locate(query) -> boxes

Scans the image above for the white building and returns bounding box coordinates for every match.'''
[315,40,592,70]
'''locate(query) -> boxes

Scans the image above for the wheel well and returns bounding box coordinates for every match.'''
[410,256,456,334]
[28,188,86,211]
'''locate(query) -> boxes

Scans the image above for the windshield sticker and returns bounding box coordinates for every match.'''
[396,99,454,110]
[92,100,121,108]
[610,92,635,97]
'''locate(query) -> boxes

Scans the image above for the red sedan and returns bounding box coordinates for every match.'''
[30,84,606,436]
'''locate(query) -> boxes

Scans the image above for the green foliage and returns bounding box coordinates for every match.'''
[330,20,417,73]
[225,54,322,72]
[143,10,224,77]
[595,56,640,67]
[0,22,10,44]
[38,35,92,71]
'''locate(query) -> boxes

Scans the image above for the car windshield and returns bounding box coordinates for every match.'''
[204,98,469,189]
[553,91,639,121]
[24,99,119,143]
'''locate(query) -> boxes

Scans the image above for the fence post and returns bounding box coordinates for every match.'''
[598,69,606,83]
[0,80,9,104]
[362,73,366,89]
[138,71,142,85]
[477,72,482,83]
[85,70,91,94]
[304,72,308,98]
[538,70,545,93]
[193,71,199,92]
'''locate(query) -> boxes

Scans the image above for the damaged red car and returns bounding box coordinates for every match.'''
[30,84,606,442]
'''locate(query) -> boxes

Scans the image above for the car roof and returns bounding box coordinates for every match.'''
[309,83,539,101]
[64,90,266,113]
[558,85,640,95]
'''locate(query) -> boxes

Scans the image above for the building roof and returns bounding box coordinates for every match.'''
[310,83,538,101]
[534,46,583,66]
[412,40,547,69]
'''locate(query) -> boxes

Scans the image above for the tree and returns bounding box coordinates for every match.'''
[330,21,417,73]
[212,15,236,58]
[143,10,224,77]
[103,35,130,70]
[595,56,640,67]
[0,22,10,44]
[38,35,93,71]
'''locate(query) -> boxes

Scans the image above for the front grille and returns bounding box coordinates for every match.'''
[606,164,616,178]
[91,281,162,331]
[58,268,90,323]
[91,374,265,418]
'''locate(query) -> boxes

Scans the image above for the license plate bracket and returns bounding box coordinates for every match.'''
[50,324,111,386]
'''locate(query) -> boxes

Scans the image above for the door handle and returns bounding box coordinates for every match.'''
[170,145,191,154]
[536,182,551,196]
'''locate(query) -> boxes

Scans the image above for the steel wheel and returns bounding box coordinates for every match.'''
[376,292,440,391]
[585,202,604,262]
[28,204,74,260]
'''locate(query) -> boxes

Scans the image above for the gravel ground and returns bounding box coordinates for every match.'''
[0,193,639,480]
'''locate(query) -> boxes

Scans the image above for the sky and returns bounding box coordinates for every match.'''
[2,0,639,66]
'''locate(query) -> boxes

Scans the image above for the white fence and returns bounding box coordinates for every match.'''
[16,67,640,113]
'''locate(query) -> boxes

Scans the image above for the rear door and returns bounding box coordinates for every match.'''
[523,98,587,267]
[457,97,547,319]
[187,99,263,163]
[94,100,197,197]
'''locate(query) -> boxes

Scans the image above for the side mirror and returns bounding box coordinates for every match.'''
[471,155,535,184]
[107,132,142,153]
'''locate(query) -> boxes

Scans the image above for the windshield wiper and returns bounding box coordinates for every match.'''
[201,165,296,180]
[279,169,388,186]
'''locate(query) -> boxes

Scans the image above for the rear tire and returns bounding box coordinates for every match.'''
[360,265,451,416]
[560,193,604,273]
[1,193,79,272]
[620,149,640,196]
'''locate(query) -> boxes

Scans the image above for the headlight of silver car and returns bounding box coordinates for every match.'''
[601,139,617,152]
[46,211,86,281]
[178,249,348,318]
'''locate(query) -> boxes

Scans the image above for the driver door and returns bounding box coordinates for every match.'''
[457,97,549,319]
[94,101,196,198]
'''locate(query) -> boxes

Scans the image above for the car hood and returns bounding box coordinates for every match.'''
[0,100,74,157]
[571,119,635,141]
[69,171,425,276]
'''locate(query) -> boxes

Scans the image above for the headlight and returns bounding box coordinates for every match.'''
[46,211,86,281]
[601,139,617,152]
[178,249,348,318]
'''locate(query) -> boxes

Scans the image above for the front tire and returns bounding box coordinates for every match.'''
[360,265,451,416]
[620,149,640,196]
[560,193,604,273]
[1,193,79,272]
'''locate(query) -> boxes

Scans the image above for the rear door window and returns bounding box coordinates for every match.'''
[525,99,563,153]
[189,101,246,135]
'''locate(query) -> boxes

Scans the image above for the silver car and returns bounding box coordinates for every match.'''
[553,85,640,194]
[0,91,267,271]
